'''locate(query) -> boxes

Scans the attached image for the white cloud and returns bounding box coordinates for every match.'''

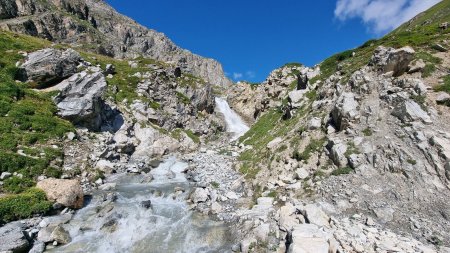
[246,71,256,79]
[233,72,243,79]
[334,0,441,33]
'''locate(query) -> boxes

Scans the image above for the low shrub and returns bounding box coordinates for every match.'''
[0,188,52,223]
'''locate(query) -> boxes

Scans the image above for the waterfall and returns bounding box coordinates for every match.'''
[215,97,250,140]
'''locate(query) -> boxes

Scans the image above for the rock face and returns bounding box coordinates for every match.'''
[0,0,231,87]
[331,92,360,131]
[370,46,415,76]
[53,70,107,130]
[392,100,432,124]
[36,178,84,208]
[16,48,81,87]
[0,222,30,253]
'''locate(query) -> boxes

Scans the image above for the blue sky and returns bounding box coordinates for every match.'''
[106,0,440,82]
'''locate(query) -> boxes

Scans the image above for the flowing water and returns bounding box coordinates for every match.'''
[215,97,250,140]
[49,157,234,253]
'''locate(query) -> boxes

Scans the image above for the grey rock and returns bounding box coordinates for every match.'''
[104,64,116,75]
[0,0,232,87]
[17,48,81,87]
[436,92,450,106]
[50,225,71,244]
[0,222,30,253]
[392,100,432,124]
[1,171,12,180]
[190,187,209,203]
[407,59,426,74]
[432,44,448,52]
[301,204,330,228]
[370,46,415,76]
[140,200,152,209]
[29,241,45,253]
[54,71,107,130]
[288,224,329,253]
[327,139,348,167]
[331,92,360,131]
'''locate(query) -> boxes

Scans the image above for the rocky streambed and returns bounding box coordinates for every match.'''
[34,156,239,253]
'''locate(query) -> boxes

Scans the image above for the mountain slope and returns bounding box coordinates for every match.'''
[0,0,232,87]
[227,1,450,251]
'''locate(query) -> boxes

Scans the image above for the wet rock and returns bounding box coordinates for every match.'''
[16,48,81,87]
[50,225,71,244]
[331,92,360,131]
[53,71,108,131]
[0,222,30,253]
[140,200,153,209]
[190,187,209,203]
[100,219,119,233]
[36,178,84,209]
[98,183,117,191]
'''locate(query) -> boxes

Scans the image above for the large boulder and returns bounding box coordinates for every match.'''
[53,71,107,130]
[36,178,84,209]
[327,139,348,167]
[287,224,330,253]
[370,46,415,76]
[0,222,30,253]
[331,92,360,131]
[16,48,81,87]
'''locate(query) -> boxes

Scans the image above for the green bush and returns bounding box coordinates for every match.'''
[331,167,353,176]
[0,188,52,224]
[3,176,35,194]
[434,76,450,94]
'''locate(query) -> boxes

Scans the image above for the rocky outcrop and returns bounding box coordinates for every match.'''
[370,46,415,76]
[53,70,107,130]
[16,48,81,87]
[0,0,232,87]
[228,64,320,121]
[36,178,84,208]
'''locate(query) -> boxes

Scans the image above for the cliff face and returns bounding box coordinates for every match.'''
[0,0,232,87]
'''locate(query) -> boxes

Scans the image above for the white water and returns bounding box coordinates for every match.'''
[215,97,249,140]
[49,157,233,253]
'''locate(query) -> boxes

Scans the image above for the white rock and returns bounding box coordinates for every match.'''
[288,224,330,253]
[302,204,330,228]
[191,188,209,203]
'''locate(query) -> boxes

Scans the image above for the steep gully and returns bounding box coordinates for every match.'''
[50,98,249,252]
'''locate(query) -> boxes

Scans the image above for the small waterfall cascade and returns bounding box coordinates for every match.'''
[214,97,250,140]
[49,157,233,253]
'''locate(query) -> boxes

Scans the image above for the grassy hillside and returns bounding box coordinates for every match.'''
[239,0,450,180]
[311,0,449,84]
